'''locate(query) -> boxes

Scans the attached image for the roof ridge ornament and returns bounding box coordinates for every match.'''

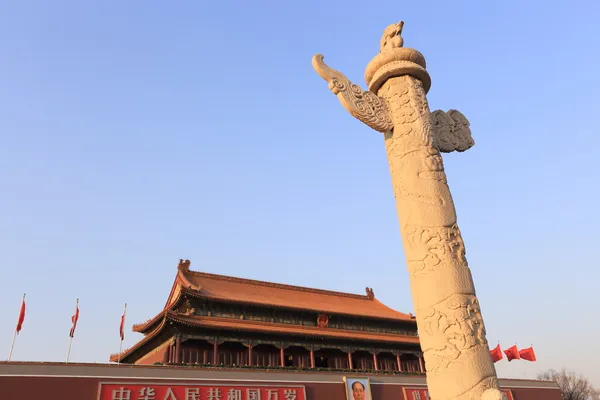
[365,287,375,300]
[177,258,191,273]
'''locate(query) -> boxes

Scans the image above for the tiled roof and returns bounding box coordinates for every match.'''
[132,261,415,335]
[182,270,414,321]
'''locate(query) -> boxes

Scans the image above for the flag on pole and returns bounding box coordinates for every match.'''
[69,299,79,338]
[8,293,26,361]
[504,345,520,361]
[519,346,537,362]
[117,303,127,364]
[119,304,127,341]
[16,294,26,334]
[489,343,503,363]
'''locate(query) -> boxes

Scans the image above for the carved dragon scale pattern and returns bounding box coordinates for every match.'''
[312,21,504,400]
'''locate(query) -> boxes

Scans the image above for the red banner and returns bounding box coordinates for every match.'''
[98,383,306,400]
[402,387,514,400]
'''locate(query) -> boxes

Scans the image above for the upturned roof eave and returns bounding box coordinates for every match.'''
[111,312,170,363]
[133,270,200,334]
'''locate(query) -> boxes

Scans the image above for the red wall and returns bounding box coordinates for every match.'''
[0,376,564,400]
[0,362,563,400]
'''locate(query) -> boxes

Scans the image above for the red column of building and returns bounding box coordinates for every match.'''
[348,352,353,369]
[396,354,402,372]
[212,342,218,365]
[310,347,315,368]
[419,355,425,373]
[280,347,285,367]
[175,337,182,364]
[163,345,171,364]
[248,346,253,366]
[372,353,378,371]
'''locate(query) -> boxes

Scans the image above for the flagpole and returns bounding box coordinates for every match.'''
[7,293,25,361]
[66,298,79,364]
[118,303,127,364]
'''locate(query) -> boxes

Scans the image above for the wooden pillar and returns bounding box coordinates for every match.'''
[248,345,253,366]
[348,351,353,369]
[419,355,425,373]
[163,344,171,364]
[212,341,218,365]
[280,346,285,367]
[372,353,378,371]
[396,354,403,372]
[310,347,315,368]
[175,337,182,364]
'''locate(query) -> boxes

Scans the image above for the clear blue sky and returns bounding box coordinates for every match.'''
[1,0,598,388]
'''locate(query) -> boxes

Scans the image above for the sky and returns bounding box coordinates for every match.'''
[1,0,599,389]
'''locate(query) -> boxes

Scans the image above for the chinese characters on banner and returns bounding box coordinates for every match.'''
[98,384,306,400]
[403,388,514,400]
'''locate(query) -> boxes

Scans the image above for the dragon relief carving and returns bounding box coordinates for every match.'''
[404,224,467,275]
[420,294,487,375]
[312,54,393,133]
[312,55,475,157]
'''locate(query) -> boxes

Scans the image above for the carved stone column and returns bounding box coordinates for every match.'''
[312,21,503,400]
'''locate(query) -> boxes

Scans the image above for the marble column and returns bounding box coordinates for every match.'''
[312,20,503,400]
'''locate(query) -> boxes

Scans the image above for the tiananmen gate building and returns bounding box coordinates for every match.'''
[0,260,562,400]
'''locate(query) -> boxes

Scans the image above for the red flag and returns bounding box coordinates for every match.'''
[69,300,79,338]
[16,294,26,334]
[504,345,520,361]
[519,346,536,362]
[119,317,125,341]
[490,343,503,363]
